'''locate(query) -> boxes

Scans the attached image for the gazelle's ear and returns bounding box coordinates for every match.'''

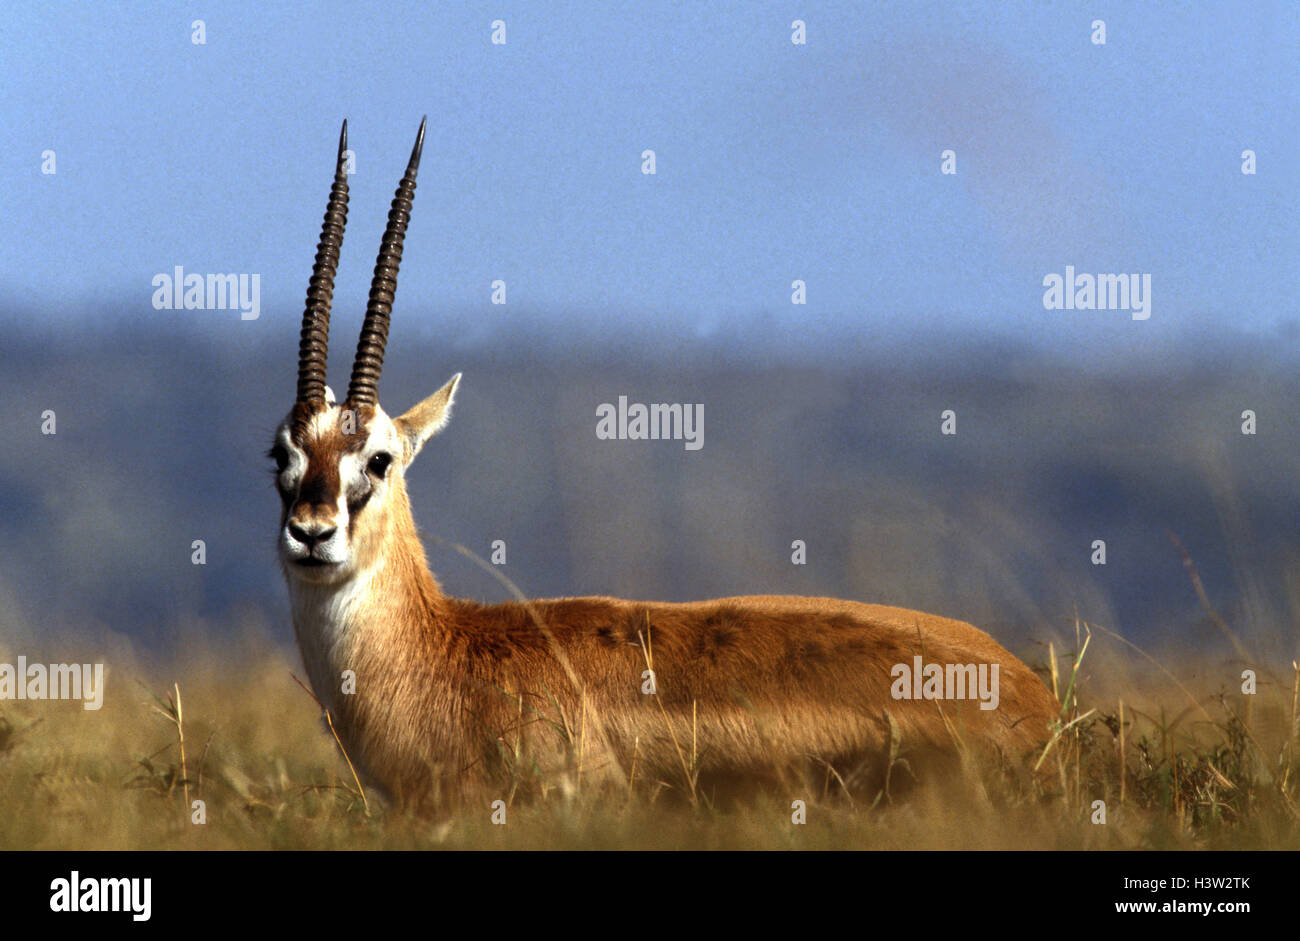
[394,373,461,464]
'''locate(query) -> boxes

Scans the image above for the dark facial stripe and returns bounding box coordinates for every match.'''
[281,400,374,522]
[298,461,341,509]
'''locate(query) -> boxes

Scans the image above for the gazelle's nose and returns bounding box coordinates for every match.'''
[288,519,337,547]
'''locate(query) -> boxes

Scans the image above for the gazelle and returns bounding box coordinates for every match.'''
[272,120,1059,809]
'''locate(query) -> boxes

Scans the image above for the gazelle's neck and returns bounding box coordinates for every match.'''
[286,518,465,804]
[287,515,448,716]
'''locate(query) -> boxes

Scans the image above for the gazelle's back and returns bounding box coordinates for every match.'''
[443,594,1058,793]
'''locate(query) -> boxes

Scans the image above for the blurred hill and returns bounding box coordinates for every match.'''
[1,309,1297,666]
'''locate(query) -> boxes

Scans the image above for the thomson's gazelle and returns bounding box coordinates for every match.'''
[271,120,1059,809]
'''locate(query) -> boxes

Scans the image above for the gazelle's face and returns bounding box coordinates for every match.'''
[276,119,445,585]
[270,377,460,585]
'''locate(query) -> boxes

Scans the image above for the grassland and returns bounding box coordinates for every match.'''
[3,614,1299,852]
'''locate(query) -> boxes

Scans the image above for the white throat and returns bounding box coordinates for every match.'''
[287,567,375,711]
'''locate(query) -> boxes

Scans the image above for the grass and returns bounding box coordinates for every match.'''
[3,613,1300,851]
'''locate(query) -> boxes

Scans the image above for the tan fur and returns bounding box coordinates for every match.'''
[274,391,1060,810]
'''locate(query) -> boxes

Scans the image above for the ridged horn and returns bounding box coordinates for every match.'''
[347,116,426,409]
[296,121,350,403]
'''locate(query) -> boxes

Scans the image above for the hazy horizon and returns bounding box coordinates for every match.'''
[3,317,1297,674]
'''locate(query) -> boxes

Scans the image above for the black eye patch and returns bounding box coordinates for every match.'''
[347,476,373,514]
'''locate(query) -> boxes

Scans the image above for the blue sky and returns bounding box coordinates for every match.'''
[2,0,1297,360]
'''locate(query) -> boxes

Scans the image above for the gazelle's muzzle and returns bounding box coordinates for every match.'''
[282,497,348,570]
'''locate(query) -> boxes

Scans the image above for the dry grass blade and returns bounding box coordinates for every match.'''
[636,620,699,804]
[1166,530,1253,663]
[430,534,628,789]
[290,672,369,815]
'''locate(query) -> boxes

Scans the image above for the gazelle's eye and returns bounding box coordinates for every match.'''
[367,452,393,478]
[269,445,289,473]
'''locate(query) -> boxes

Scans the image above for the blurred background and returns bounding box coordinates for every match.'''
[2,1,1297,669]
